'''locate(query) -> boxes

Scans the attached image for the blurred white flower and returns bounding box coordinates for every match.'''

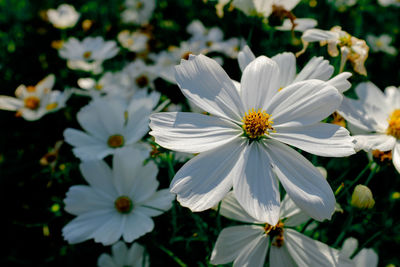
[378,0,400,7]
[64,94,159,161]
[341,237,379,267]
[121,0,156,25]
[210,192,354,267]
[118,30,149,53]
[276,18,317,32]
[0,74,70,121]
[47,4,80,29]
[232,0,300,18]
[59,37,119,74]
[98,241,149,267]
[338,82,400,173]
[367,34,397,56]
[150,54,355,225]
[122,59,158,93]
[328,0,357,10]
[63,147,175,245]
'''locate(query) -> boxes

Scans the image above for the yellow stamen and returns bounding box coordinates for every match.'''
[387,109,400,139]
[46,102,58,110]
[83,51,92,59]
[242,109,274,139]
[114,196,133,213]
[372,149,392,162]
[24,96,40,110]
[107,134,124,148]
[95,84,103,90]
[264,221,285,247]
[26,86,36,92]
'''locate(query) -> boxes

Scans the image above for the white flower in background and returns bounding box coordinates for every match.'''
[47,4,80,29]
[276,18,317,32]
[232,0,300,18]
[327,0,357,11]
[121,0,156,25]
[238,45,352,94]
[338,82,400,173]
[298,26,369,75]
[210,192,354,267]
[118,30,149,53]
[64,93,159,161]
[59,37,119,74]
[150,54,355,225]
[98,241,149,267]
[367,34,397,56]
[341,237,378,267]
[63,147,175,245]
[378,0,400,7]
[122,59,158,93]
[0,74,70,121]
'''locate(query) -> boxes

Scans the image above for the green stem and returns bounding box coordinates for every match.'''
[337,161,373,200]
[333,211,353,247]
[300,219,314,233]
[364,164,379,186]
[158,245,187,267]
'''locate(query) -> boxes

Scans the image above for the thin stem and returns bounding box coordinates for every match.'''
[337,161,373,200]
[365,164,379,186]
[158,244,187,267]
[333,211,353,247]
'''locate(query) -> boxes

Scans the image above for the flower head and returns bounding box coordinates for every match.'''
[47,4,80,29]
[121,0,156,25]
[98,241,149,267]
[367,34,397,56]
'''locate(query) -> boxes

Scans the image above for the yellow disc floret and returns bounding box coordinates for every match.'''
[387,109,400,139]
[114,196,133,214]
[107,134,125,148]
[264,221,285,247]
[24,96,41,110]
[242,109,274,140]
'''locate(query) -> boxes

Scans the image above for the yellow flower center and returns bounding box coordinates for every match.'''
[375,40,383,48]
[242,109,274,140]
[264,221,285,247]
[387,109,400,139]
[95,84,103,90]
[107,134,124,148]
[46,102,58,110]
[83,51,92,59]
[26,86,36,92]
[135,75,149,88]
[24,96,41,110]
[114,196,133,213]
[372,149,392,163]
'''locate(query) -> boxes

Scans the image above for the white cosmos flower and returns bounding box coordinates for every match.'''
[98,241,149,267]
[275,18,317,32]
[62,147,175,245]
[64,93,159,161]
[121,0,155,25]
[0,74,70,121]
[338,82,400,173]
[47,4,80,29]
[150,54,355,225]
[340,237,378,267]
[210,192,354,267]
[378,0,400,6]
[366,34,397,56]
[232,0,300,18]
[59,37,119,74]
[118,30,149,53]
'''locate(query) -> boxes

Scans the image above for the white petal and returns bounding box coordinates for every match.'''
[170,138,246,211]
[111,241,128,266]
[98,254,118,267]
[384,86,400,108]
[0,96,22,111]
[393,142,400,174]
[126,243,147,265]
[210,225,266,265]
[272,123,355,157]
[149,112,242,153]
[175,54,244,122]
[271,52,296,87]
[301,29,338,42]
[122,212,154,243]
[267,80,342,128]
[340,237,358,258]
[92,214,124,245]
[64,185,113,215]
[326,72,352,93]
[72,145,114,161]
[266,140,335,221]
[233,231,269,267]
[353,249,378,267]
[353,134,396,152]
[240,56,281,111]
[294,56,334,83]
[279,194,310,227]
[219,191,260,223]
[238,45,256,72]
[124,96,154,144]
[270,245,297,267]
[137,189,175,217]
[284,228,343,267]
[232,142,280,225]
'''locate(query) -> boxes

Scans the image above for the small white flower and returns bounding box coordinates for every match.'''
[338,82,400,173]
[367,34,397,56]
[327,0,357,10]
[59,37,119,74]
[0,74,70,121]
[118,30,149,53]
[62,147,175,245]
[232,0,300,18]
[150,54,355,225]
[275,18,317,32]
[47,4,80,29]
[97,241,149,267]
[341,237,379,267]
[378,0,400,7]
[210,192,354,267]
[64,93,159,161]
[121,0,156,25]
[122,59,158,93]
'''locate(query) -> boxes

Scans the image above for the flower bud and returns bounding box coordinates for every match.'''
[351,185,375,209]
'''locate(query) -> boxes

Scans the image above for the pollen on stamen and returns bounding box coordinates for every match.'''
[107,134,125,148]
[387,109,400,139]
[24,96,41,110]
[242,108,274,140]
[114,196,133,214]
[264,221,285,247]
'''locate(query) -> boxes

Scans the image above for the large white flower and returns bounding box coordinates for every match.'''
[210,192,354,267]
[47,4,80,29]
[150,54,355,225]
[98,241,149,267]
[340,237,378,267]
[338,82,400,173]
[64,93,159,161]
[62,147,175,245]
[59,37,119,74]
[0,74,70,121]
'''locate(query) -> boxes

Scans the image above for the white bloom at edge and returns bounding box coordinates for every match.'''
[64,93,159,161]
[59,37,119,74]
[340,237,378,267]
[232,0,300,18]
[47,4,80,29]
[378,0,400,7]
[63,147,175,245]
[338,82,400,173]
[367,34,397,56]
[121,0,156,25]
[0,74,70,121]
[210,192,354,267]
[98,241,149,267]
[149,54,355,225]
[276,18,317,32]
[118,30,149,53]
